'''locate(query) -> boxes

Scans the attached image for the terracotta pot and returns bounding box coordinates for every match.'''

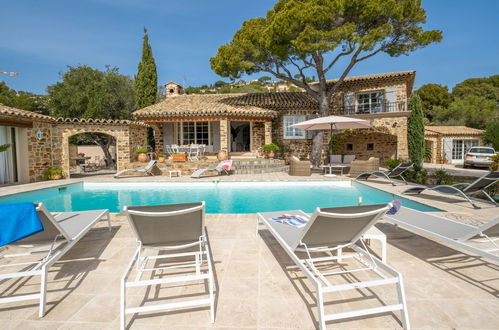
[217,149,228,161]
[172,154,187,162]
[158,156,166,163]
[267,151,275,159]
[137,152,148,162]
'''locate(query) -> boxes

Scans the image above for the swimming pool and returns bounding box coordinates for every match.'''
[0,181,440,213]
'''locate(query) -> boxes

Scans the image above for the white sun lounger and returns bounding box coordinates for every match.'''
[256,204,410,330]
[0,203,110,317]
[114,160,157,178]
[121,202,215,330]
[384,206,499,263]
[191,160,232,178]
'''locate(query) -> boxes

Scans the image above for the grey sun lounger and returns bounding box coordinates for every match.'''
[384,206,499,263]
[0,204,110,317]
[256,204,410,330]
[114,160,157,178]
[121,202,215,330]
[356,162,413,185]
[191,160,232,178]
[403,171,499,208]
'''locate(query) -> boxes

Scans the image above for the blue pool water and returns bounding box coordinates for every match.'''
[0,181,440,213]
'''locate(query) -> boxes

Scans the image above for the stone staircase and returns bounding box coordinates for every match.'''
[231,159,288,175]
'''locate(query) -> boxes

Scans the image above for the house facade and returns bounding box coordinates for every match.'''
[134,71,416,163]
[424,126,484,164]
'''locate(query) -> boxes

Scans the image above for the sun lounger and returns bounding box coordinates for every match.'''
[356,162,413,185]
[256,204,410,329]
[0,203,110,317]
[191,160,232,178]
[403,171,499,208]
[384,206,499,263]
[121,202,215,330]
[114,160,157,178]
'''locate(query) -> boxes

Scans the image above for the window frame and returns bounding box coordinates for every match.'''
[175,122,212,145]
[283,115,306,140]
[356,91,384,113]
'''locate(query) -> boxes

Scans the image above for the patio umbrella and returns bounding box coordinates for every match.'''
[291,115,372,173]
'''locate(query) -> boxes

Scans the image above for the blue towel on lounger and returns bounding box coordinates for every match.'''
[0,203,44,246]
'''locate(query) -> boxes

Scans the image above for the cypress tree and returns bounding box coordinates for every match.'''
[135,28,158,148]
[407,95,425,170]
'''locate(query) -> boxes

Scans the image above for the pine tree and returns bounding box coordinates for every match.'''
[135,28,158,148]
[407,95,425,170]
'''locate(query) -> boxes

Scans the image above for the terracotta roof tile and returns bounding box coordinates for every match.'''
[0,103,54,122]
[135,71,416,119]
[425,126,484,136]
[55,117,148,127]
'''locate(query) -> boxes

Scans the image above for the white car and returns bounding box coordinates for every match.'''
[463,147,496,168]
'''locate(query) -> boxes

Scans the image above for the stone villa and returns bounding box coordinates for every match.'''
[0,71,484,184]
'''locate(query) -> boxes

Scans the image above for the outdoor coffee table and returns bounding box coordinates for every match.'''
[321,164,349,177]
[168,169,181,178]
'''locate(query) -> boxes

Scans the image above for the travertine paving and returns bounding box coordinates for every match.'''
[0,173,498,329]
[1,212,498,329]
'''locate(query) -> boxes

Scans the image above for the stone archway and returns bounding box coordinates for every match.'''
[52,119,148,178]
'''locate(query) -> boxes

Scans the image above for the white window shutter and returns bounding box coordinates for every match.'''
[443,138,453,162]
[385,88,397,112]
[343,92,355,114]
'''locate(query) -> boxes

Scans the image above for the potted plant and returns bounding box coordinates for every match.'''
[263,143,280,159]
[136,147,149,163]
[43,167,63,180]
[157,153,167,163]
[172,152,187,162]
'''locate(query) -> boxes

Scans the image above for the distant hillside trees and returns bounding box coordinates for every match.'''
[0,81,49,115]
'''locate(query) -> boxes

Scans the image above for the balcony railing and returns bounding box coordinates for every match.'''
[344,101,406,115]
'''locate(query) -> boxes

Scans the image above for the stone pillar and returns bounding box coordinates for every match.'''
[150,123,164,153]
[264,121,272,145]
[396,129,409,160]
[220,120,229,151]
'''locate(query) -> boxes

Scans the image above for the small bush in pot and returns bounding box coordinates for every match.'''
[157,153,167,163]
[136,147,149,162]
[384,158,401,170]
[263,143,280,159]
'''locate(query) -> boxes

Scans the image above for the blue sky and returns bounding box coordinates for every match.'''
[1,0,498,94]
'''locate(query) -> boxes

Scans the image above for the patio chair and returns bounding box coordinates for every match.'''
[403,171,499,209]
[329,154,342,165]
[256,204,410,330]
[289,156,311,176]
[384,206,499,263]
[121,202,215,330]
[191,160,232,178]
[356,162,413,185]
[342,154,356,165]
[0,203,110,317]
[113,160,157,178]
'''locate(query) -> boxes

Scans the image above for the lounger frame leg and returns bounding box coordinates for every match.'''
[38,266,48,317]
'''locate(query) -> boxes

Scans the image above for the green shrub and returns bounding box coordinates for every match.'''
[490,154,499,172]
[157,153,166,158]
[384,158,401,170]
[404,169,428,185]
[433,169,453,185]
[136,147,148,153]
[263,143,280,152]
[43,167,63,180]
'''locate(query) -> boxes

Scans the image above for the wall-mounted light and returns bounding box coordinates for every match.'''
[35,129,43,140]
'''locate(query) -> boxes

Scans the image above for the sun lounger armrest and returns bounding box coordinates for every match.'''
[451,182,470,188]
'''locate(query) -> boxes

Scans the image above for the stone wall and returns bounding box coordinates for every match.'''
[251,122,265,155]
[333,131,398,163]
[128,125,148,162]
[27,121,55,182]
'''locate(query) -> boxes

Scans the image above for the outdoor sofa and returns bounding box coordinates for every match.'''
[289,156,311,176]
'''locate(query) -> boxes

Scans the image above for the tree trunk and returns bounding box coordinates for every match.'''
[90,134,116,169]
[310,93,331,168]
